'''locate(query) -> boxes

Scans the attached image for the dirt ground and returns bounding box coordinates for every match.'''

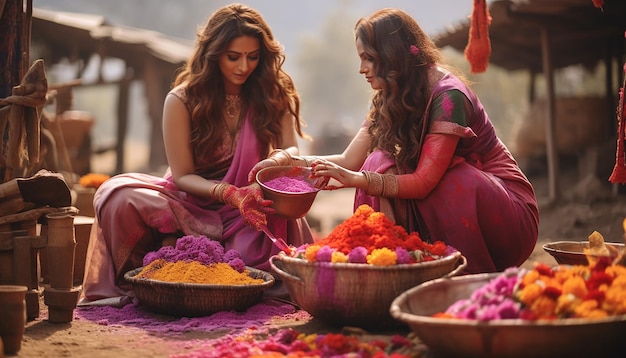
[11,168,626,358]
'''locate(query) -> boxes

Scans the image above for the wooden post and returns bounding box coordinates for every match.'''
[540,26,560,204]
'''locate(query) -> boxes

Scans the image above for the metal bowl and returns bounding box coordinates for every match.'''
[269,251,466,329]
[390,272,626,358]
[124,266,275,317]
[542,240,624,265]
[256,166,323,219]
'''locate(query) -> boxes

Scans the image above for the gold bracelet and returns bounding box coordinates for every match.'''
[301,156,316,167]
[269,148,294,166]
[292,155,311,167]
[363,171,384,196]
[381,173,399,197]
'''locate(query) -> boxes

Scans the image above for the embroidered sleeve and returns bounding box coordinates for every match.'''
[429,89,476,138]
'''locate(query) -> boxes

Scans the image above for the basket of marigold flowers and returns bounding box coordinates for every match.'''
[269,204,466,328]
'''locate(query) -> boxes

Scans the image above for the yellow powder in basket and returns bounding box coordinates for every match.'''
[135,259,264,285]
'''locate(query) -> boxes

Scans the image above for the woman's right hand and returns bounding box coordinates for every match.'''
[223,183,274,230]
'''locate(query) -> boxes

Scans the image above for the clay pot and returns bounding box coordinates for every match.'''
[45,212,76,290]
[0,285,27,355]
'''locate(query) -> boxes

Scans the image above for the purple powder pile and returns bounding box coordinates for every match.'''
[142,235,245,272]
[264,176,316,193]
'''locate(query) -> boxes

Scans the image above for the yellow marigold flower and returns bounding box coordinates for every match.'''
[366,247,397,266]
[517,283,543,306]
[530,295,557,319]
[304,245,321,262]
[331,251,348,263]
[561,275,587,298]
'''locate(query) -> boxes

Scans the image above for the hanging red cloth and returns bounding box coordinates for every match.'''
[464,0,492,74]
[609,65,626,184]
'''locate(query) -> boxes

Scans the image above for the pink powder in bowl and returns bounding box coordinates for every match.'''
[263,176,317,193]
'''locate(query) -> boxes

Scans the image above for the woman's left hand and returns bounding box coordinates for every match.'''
[311,160,366,190]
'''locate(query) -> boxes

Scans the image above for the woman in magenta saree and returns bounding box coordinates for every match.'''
[351,72,539,273]
[254,8,539,274]
[80,4,314,304]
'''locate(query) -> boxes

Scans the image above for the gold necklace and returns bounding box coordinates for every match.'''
[225,94,241,118]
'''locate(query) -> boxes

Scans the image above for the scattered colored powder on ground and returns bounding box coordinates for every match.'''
[263,176,316,193]
[171,327,422,358]
[75,299,304,335]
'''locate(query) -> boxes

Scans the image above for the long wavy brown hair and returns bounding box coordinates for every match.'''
[355,8,444,171]
[173,3,306,160]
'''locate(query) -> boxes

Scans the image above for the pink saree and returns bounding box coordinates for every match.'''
[355,73,539,274]
[80,114,313,303]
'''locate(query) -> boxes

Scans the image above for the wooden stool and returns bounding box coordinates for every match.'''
[0,206,63,320]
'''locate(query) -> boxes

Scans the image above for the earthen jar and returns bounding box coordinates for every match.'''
[0,285,27,355]
[45,212,76,290]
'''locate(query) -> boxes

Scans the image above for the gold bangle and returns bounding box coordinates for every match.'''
[211,182,230,202]
[381,174,399,197]
[292,155,311,167]
[301,156,317,167]
[269,148,294,166]
[363,171,383,196]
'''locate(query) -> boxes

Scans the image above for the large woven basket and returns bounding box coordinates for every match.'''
[269,251,466,328]
[124,266,275,317]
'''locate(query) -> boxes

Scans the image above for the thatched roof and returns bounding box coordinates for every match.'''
[433,0,626,72]
[31,8,192,74]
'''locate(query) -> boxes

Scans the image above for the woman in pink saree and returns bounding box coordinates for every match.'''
[254,8,539,274]
[81,4,313,305]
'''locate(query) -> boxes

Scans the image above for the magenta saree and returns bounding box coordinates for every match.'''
[355,73,539,273]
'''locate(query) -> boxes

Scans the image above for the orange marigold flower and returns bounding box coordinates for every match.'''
[573,300,607,319]
[79,173,111,189]
[521,270,540,287]
[304,245,321,262]
[530,295,557,319]
[517,282,543,306]
[604,283,626,314]
[562,276,587,298]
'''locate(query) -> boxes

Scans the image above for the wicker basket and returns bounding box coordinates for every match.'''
[124,266,275,317]
[269,251,466,328]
